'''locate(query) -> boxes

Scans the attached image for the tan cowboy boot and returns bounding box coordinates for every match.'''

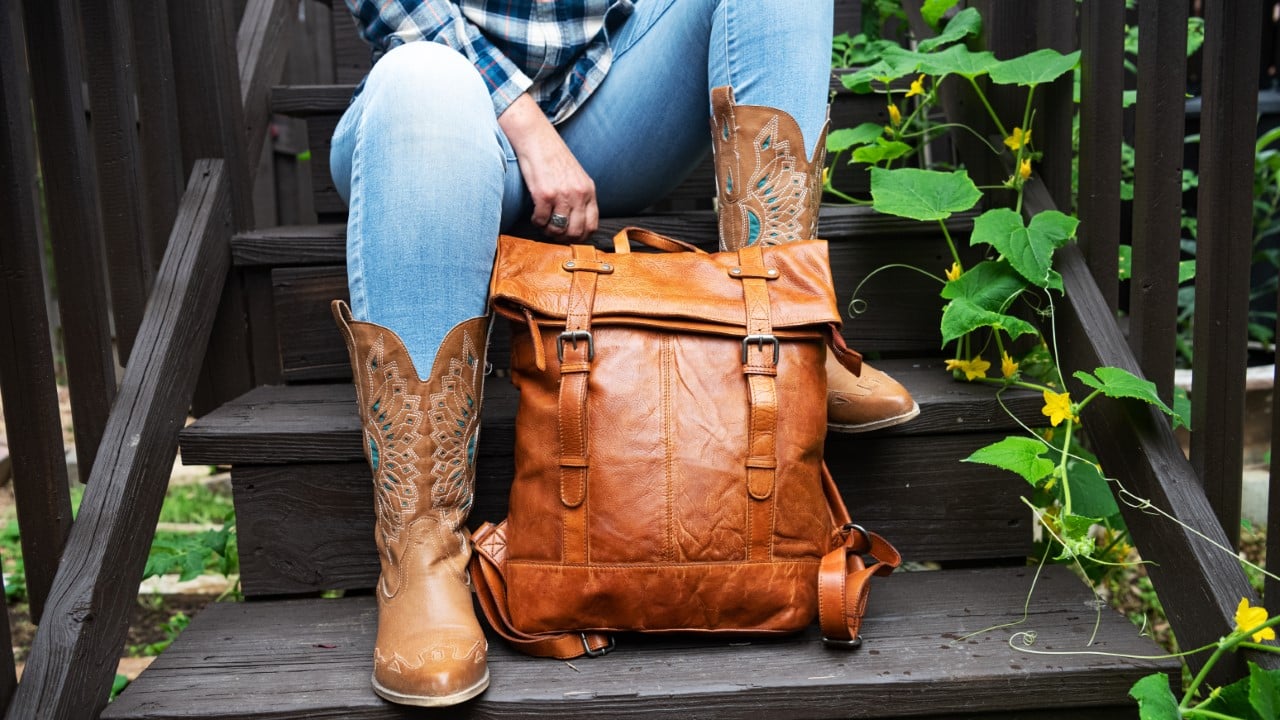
[332,300,490,707]
[710,86,918,433]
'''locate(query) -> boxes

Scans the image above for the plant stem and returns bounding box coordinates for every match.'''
[1239,641,1280,654]
[966,76,1009,138]
[1058,419,1075,515]
[939,219,962,267]
[1014,87,1037,216]
[1182,641,1235,708]
[1182,709,1244,720]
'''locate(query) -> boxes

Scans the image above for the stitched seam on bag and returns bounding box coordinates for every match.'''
[662,333,674,563]
[506,559,821,569]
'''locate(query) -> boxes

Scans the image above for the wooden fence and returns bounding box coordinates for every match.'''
[0,0,1276,715]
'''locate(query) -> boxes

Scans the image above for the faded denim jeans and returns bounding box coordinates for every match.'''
[330,0,833,368]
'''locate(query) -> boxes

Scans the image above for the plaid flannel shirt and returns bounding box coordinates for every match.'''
[344,0,634,123]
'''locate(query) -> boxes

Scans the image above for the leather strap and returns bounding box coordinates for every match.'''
[558,245,598,564]
[470,522,614,659]
[817,524,901,645]
[612,227,707,255]
[735,245,778,561]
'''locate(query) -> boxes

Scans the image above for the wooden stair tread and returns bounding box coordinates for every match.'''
[103,566,1175,720]
[180,358,1042,466]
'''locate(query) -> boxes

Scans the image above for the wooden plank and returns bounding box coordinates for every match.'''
[4,160,233,720]
[238,0,294,166]
[1034,1,1076,212]
[0,0,72,642]
[1272,330,1280,606]
[130,0,186,274]
[1076,0,1124,314]
[104,567,1176,720]
[22,0,119,484]
[304,114,345,217]
[271,84,353,117]
[79,0,153,365]
[329,1,369,84]
[1126,0,1188,405]
[1037,179,1271,684]
[243,268,282,386]
[1188,0,1262,547]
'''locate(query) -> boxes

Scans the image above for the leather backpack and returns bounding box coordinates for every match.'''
[470,228,900,659]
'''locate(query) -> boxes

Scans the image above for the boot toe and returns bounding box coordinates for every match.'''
[372,635,489,707]
[826,362,919,433]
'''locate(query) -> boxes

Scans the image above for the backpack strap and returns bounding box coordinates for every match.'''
[470,521,615,660]
[815,464,901,647]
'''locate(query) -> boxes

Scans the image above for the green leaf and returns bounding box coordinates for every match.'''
[917,7,981,52]
[940,260,1027,311]
[920,0,961,29]
[1073,367,1181,422]
[1201,667,1264,719]
[1066,460,1120,520]
[971,208,1077,290]
[841,48,923,93]
[869,167,981,221]
[1118,244,1132,281]
[917,44,1000,79]
[989,49,1082,86]
[1252,661,1280,720]
[827,123,886,152]
[1122,89,1138,108]
[1178,259,1196,284]
[1172,387,1192,432]
[964,436,1055,486]
[941,298,1038,345]
[852,140,912,164]
[1057,513,1100,560]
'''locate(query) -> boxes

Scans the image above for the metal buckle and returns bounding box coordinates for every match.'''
[822,634,863,650]
[842,523,871,549]
[582,634,615,657]
[557,330,595,362]
[740,334,779,365]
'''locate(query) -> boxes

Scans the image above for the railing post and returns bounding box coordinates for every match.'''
[1127,0,1189,405]
[131,0,186,269]
[20,0,118,484]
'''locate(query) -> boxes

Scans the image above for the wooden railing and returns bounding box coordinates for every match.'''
[0,0,296,716]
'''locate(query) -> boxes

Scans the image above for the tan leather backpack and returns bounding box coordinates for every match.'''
[470,228,900,659]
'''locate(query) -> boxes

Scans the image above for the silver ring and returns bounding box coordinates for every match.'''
[549,213,569,229]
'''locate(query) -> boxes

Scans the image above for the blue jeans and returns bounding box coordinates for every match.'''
[331,0,833,368]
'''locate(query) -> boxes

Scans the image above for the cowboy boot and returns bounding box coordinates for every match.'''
[333,300,490,707]
[710,85,919,433]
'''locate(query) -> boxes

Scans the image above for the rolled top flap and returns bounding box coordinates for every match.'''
[490,234,843,331]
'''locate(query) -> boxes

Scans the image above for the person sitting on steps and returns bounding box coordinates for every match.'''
[328,0,919,707]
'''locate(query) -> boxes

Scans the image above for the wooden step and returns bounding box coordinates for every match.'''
[180,360,1046,595]
[238,207,982,381]
[102,566,1177,720]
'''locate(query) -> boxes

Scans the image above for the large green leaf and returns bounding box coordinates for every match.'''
[989,49,1081,86]
[964,436,1055,486]
[1252,661,1280,720]
[917,7,981,52]
[917,44,1000,79]
[970,208,1077,290]
[920,0,961,29]
[841,48,923,93]
[1129,674,1179,720]
[869,167,981,221]
[853,140,912,165]
[827,123,885,152]
[941,298,1038,345]
[1073,367,1181,423]
[1066,460,1120,520]
[940,260,1026,312]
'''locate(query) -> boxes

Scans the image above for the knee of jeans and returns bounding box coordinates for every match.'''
[362,42,492,119]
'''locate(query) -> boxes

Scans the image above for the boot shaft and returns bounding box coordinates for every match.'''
[710,86,828,252]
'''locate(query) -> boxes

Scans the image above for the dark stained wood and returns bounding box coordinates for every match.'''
[104,567,1177,720]
[4,160,233,720]
[1188,0,1262,547]
[1272,328,1280,605]
[271,83,355,117]
[1076,0,1124,314]
[303,113,345,217]
[22,0,119,485]
[244,268,282,385]
[0,0,73,631]
[1126,0,1188,405]
[130,0,186,273]
[1036,179,1272,685]
[1034,1,1076,212]
[329,1,369,85]
[79,0,153,364]
[238,0,294,166]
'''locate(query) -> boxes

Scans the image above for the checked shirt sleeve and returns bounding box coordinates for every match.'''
[343,0,533,116]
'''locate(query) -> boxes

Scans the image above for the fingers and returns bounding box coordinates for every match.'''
[535,182,597,243]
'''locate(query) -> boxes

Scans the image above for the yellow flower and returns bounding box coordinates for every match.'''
[945,357,991,381]
[822,167,831,187]
[888,103,902,126]
[1041,391,1076,427]
[1004,126,1031,151]
[945,261,962,282]
[906,74,926,98]
[1235,598,1277,643]
[1001,351,1019,379]
[1019,157,1032,180]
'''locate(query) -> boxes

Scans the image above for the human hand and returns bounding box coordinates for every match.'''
[498,94,598,242]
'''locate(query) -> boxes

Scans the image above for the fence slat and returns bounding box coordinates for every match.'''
[78,0,152,365]
[1034,1,1075,211]
[130,0,185,278]
[1076,0,1124,314]
[0,0,73,643]
[1127,0,1188,404]
[21,0,118,484]
[4,160,232,720]
[239,0,294,165]
[1190,0,1262,547]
